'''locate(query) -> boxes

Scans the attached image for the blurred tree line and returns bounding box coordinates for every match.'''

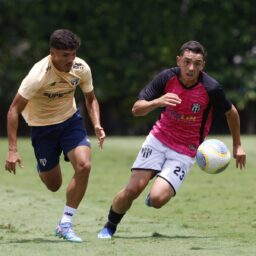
[0,0,255,136]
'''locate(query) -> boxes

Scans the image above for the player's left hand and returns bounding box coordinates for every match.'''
[94,125,105,149]
[233,145,246,170]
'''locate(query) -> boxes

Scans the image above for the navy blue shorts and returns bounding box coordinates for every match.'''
[31,110,90,172]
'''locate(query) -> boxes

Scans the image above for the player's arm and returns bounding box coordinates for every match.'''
[84,90,105,149]
[132,93,182,116]
[225,104,246,169]
[5,93,28,174]
[132,68,181,116]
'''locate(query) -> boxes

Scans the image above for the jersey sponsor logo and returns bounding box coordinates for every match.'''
[191,103,201,113]
[70,78,79,86]
[168,109,196,122]
[168,110,182,120]
[43,89,74,98]
[141,147,152,158]
[48,80,68,86]
[39,158,47,167]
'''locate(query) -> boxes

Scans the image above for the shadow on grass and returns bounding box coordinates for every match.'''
[114,232,216,240]
[1,233,217,244]
[0,238,77,244]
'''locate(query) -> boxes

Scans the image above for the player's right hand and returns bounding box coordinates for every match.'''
[5,151,24,175]
[158,93,182,107]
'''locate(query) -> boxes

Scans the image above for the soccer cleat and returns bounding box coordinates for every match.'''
[55,222,82,242]
[145,193,151,207]
[97,227,115,239]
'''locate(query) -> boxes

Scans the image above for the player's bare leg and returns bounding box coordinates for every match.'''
[146,176,175,208]
[66,145,91,208]
[39,164,62,192]
[98,170,154,239]
[56,145,91,242]
[112,170,154,213]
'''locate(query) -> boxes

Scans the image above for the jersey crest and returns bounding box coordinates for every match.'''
[70,78,80,86]
[191,103,201,113]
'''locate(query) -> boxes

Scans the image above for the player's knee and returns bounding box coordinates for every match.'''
[40,173,62,192]
[150,196,163,208]
[46,182,62,192]
[150,194,172,209]
[76,161,91,175]
[124,186,142,200]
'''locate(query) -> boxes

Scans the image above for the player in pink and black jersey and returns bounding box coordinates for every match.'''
[98,40,246,239]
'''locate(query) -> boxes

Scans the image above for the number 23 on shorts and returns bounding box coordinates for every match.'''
[173,166,185,181]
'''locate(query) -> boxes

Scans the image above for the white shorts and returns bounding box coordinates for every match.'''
[131,133,195,194]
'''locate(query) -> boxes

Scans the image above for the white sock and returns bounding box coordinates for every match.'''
[60,205,77,224]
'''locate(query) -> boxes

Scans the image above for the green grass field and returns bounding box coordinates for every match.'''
[0,136,255,256]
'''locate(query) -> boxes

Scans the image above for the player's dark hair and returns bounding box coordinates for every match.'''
[49,29,81,50]
[180,41,207,60]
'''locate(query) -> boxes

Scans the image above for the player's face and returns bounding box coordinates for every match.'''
[50,48,76,72]
[176,50,205,87]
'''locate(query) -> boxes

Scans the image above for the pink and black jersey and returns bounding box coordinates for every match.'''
[138,67,232,157]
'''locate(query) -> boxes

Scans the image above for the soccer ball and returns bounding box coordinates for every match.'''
[196,139,231,174]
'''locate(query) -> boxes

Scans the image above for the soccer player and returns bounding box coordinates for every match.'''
[98,40,246,239]
[5,29,105,242]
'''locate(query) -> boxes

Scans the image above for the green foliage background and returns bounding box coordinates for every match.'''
[0,0,256,134]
